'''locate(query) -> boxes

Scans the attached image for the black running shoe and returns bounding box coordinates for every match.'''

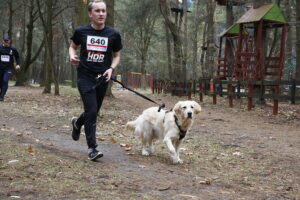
[71,117,81,141]
[0,97,4,101]
[88,148,103,161]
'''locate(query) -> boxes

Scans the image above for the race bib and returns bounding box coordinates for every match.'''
[86,36,108,52]
[1,55,10,62]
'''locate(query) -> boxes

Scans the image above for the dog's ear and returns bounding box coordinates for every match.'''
[193,101,201,114]
[173,101,182,115]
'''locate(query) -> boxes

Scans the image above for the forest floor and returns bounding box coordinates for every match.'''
[0,84,299,200]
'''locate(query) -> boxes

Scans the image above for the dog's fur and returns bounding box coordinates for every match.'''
[126,101,201,164]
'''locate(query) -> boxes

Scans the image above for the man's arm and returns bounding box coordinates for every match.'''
[69,42,80,65]
[14,48,21,70]
[103,51,121,82]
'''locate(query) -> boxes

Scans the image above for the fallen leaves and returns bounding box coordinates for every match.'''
[199,179,212,185]
[28,145,34,154]
[16,133,23,137]
[120,143,132,151]
[110,137,117,143]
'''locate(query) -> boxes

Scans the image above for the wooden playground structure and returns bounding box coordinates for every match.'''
[151,3,299,115]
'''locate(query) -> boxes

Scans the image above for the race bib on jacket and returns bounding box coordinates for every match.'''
[1,55,10,62]
[86,36,108,52]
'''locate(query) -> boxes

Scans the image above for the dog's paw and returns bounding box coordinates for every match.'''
[142,149,150,156]
[172,156,183,164]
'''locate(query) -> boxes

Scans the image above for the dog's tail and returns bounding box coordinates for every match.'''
[125,119,138,131]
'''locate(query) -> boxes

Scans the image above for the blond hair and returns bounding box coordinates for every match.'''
[88,0,106,12]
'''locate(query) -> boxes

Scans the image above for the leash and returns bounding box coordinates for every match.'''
[77,61,165,111]
[110,76,165,111]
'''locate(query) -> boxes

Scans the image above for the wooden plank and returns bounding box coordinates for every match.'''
[236,60,258,65]
[236,52,257,57]
[265,57,280,61]
[265,65,279,69]
[235,69,256,73]
[265,72,279,76]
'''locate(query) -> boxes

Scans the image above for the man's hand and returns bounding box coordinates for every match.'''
[103,67,114,82]
[70,55,80,66]
[15,65,21,71]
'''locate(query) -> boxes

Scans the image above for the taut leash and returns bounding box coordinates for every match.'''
[110,76,165,111]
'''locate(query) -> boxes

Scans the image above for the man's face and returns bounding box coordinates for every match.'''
[3,39,10,47]
[88,2,107,26]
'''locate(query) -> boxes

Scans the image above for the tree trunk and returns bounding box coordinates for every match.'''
[296,0,300,80]
[37,0,59,95]
[159,0,184,82]
[74,0,90,88]
[15,0,44,86]
[182,0,188,82]
[165,22,173,79]
[226,3,234,78]
[283,0,292,80]
[75,0,89,26]
[200,20,208,77]
[205,0,216,78]
[8,0,13,40]
[192,0,201,80]
[60,15,76,88]
[105,0,115,97]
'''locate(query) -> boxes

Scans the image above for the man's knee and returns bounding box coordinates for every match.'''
[85,110,98,119]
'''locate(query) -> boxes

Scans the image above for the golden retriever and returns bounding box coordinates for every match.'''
[126,101,201,164]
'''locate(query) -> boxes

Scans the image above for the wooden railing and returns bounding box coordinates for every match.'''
[152,79,300,115]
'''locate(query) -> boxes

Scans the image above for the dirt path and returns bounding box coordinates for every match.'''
[1,86,299,200]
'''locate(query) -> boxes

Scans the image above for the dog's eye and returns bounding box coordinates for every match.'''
[182,106,187,109]
[191,106,194,109]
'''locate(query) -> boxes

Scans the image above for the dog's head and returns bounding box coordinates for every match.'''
[173,101,201,119]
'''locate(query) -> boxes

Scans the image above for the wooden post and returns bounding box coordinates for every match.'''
[193,80,196,97]
[235,24,243,79]
[237,81,241,99]
[210,79,216,104]
[291,79,296,104]
[188,82,192,100]
[150,76,154,93]
[273,85,279,115]
[247,85,253,111]
[228,84,233,107]
[199,80,203,102]
[278,24,287,79]
[256,21,263,80]
[152,79,155,94]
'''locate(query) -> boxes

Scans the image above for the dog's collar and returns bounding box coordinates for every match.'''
[174,115,187,140]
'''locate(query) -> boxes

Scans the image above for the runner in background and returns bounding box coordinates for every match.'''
[0,35,21,102]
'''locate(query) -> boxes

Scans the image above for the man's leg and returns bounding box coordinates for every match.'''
[0,70,12,99]
[77,76,99,150]
[96,82,108,113]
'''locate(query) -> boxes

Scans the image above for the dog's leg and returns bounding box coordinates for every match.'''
[142,137,150,156]
[174,140,183,164]
[141,131,151,156]
[149,139,154,154]
[164,136,181,163]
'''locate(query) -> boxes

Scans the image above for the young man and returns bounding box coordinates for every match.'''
[0,35,21,101]
[69,0,122,161]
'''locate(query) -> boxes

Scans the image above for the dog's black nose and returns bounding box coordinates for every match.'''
[188,112,192,118]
